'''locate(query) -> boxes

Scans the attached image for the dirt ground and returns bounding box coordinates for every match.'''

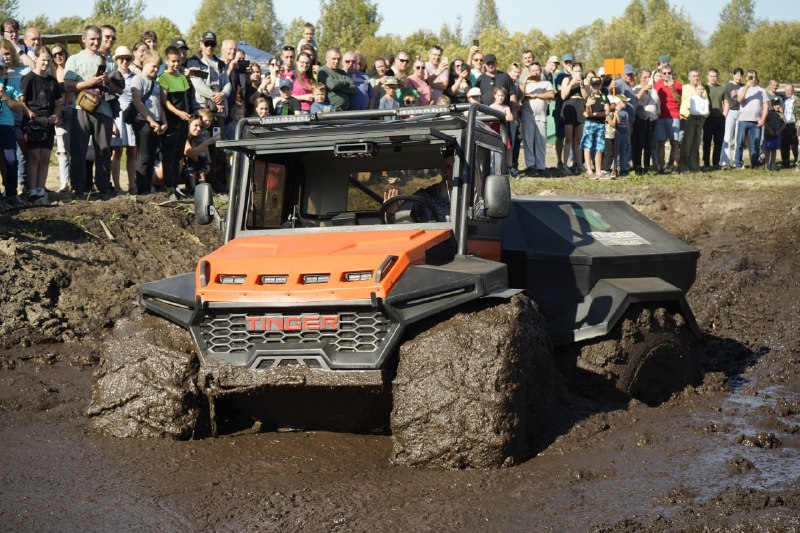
[1,173,799,531]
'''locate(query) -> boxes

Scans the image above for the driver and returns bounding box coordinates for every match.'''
[383,150,454,222]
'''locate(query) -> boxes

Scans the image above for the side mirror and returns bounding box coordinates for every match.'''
[484,174,510,218]
[194,182,214,225]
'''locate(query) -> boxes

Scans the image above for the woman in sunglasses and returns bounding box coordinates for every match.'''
[405,59,432,105]
[49,43,71,193]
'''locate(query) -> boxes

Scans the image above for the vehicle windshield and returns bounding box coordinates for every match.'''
[244,141,455,230]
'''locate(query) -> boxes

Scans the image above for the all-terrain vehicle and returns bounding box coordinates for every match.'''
[89,104,700,469]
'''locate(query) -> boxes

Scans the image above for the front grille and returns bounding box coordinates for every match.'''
[196,311,392,354]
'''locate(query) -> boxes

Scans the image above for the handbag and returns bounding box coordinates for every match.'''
[123,80,157,124]
[76,88,102,113]
[24,118,48,142]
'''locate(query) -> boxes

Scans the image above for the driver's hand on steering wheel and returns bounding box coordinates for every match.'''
[383,188,400,214]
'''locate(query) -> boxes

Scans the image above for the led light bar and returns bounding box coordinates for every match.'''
[219,275,246,284]
[396,105,451,116]
[302,274,330,284]
[344,271,373,282]
[260,275,289,285]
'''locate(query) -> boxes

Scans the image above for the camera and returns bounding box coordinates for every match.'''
[189,69,209,79]
[238,59,250,70]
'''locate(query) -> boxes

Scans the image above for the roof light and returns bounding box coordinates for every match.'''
[397,104,452,117]
[302,274,330,284]
[344,271,373,282]
[256,115,313,125]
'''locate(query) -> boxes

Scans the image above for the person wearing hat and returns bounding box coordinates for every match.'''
[476,54,515,109]
[543,55,559,83]
[186,30,231,192]
[581,75,609,177]
[378,75,400,118]
[110,45,138,194]
[274,77,301,115]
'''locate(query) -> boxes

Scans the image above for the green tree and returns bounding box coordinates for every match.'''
[549,19,605,68]
[92,0,146,25]
[114,16,182,50]
[318,0,381,52]
[705,0,758,74]
[23,14,51,32]
[356,33,402,68]
[284,17,309,50]
[188,0,282,52]
[742,21,800,81]
[0,0,19,21]
[470,0,501,41]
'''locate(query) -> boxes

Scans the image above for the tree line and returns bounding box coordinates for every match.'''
[4,0,798,82]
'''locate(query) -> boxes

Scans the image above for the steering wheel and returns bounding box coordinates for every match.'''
[379,194,441,224]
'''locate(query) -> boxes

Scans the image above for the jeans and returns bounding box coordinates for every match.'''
[721,109,739,167]
[734,120,762,168]
[616,128,630,172]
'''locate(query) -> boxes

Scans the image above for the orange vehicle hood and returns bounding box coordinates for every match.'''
[196,229,453,303]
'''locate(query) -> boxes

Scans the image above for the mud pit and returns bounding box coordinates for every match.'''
[2,185,800,530]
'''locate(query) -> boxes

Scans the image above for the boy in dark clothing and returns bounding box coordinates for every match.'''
[158,46,193,198]
[275,78,301,116]
[764,97,786,171]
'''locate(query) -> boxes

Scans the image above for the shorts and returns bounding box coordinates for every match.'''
[24,123,56,150]
[763,134,780,151]
[562,98,586,126]
[655,118,683,142]
[580,120,606,152]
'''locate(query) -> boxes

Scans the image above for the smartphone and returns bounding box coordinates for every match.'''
[212,126,221,138]
[95,64,106,76]
[193,70,209,80]
[238,59,250,70]
[472,39,479,47]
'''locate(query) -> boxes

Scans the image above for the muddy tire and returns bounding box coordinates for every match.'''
[87,308,203,439]
[390,294,556,469]
[577,305,698,406]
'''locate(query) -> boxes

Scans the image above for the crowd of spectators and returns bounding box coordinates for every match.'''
[1,18,799,209]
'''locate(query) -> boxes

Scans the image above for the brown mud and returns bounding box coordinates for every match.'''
[2,185,800,530]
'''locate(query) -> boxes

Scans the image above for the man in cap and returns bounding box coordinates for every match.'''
[477,53,515,109]
[186,31,231,191]
[543,55,559,83]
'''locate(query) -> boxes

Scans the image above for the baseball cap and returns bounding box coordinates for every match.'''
[382,75,398,86]
[590,76,602,85]
[113,46,133,60]
[616,94,630,103]
[484,54,497,64]
[562,53,575,62]
[772,97,782,104]
[279,78,293,90]
[170,39,188,50]
[623,63,635,75]
[546,55,559,65]
[657,54,671,64]
[467,87,482,98]
[202,31,217,45]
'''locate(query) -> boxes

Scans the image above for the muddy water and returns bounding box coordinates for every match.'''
[2,187,800,530]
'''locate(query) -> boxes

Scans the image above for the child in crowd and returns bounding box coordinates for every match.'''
[226,103,244,139]
[763,97,785,171]
[614,94,630,175]
[378,76,399,120]
[274,78,302,116]
[184,115,216,192]
[602,96,619,177]
[252,96,271,118]
[489,87,514,151]
[309,83,334,114]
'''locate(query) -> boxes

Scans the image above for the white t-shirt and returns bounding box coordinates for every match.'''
[522,80,552,121]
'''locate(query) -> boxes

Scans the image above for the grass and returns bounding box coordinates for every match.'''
[511,166,799,197]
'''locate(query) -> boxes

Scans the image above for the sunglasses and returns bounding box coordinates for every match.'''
[414,65,424,70]
[404,100,416,105]
[473,58,484,63]
[398,58,409,63]
[53,51,66,57]
[343,59,355,63]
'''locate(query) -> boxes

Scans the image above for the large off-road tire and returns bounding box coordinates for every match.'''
[87,308,204,439]
[390,294,557,469]
[576,305,698,406]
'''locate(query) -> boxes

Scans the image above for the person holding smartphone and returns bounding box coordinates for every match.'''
[733,69,768,169]
[63,24,123,200]
[654,65,683,173]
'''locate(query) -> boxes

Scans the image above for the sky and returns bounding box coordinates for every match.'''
[18,0,788,43]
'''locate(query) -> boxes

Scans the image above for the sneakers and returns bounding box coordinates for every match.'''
[509,167,520,178]
[33,195,51,206]
[7,196,26,208]
[99,189,113,201]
